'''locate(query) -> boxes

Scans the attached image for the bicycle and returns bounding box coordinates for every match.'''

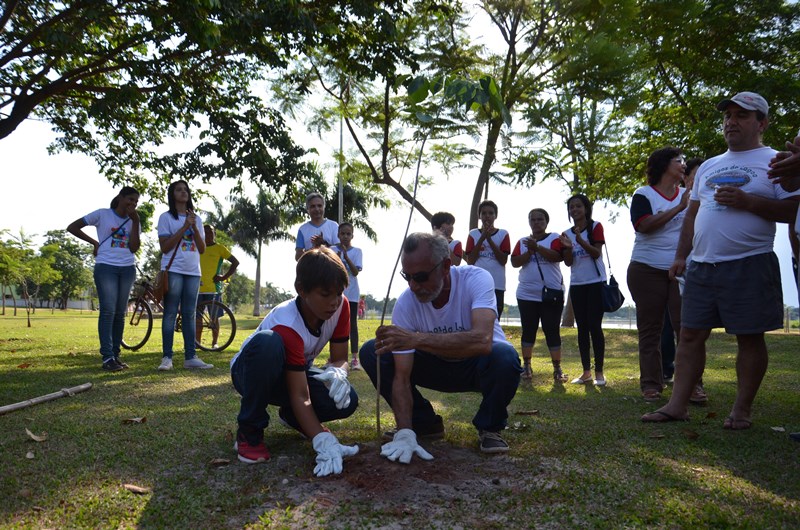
[121,273,237,352]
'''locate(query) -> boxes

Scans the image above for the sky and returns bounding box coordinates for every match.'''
[2,118,799,309]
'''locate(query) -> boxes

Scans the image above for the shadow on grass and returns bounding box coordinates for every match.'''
[1,320,799,527]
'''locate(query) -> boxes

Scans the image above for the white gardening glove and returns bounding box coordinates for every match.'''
[380,428,434,464]
[312,366,351,409]
[311,431,359,477]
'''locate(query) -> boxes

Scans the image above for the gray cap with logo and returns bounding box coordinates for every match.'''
[716,91,769,116]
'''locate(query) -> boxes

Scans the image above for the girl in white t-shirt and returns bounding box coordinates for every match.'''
[465,200,511,318]
[332,222,363,369]
[67,186,141,371]
[560,194,606,386]
[156,180,211,371]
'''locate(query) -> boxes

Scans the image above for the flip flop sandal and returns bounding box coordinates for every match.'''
[723,416,752,430]
[641,410,689,423]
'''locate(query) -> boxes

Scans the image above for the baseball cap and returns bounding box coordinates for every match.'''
[716,91,769,116]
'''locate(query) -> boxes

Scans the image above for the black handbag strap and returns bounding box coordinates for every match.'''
[587,221,613,277]
[98,217,131,248]
[533,238,563,288]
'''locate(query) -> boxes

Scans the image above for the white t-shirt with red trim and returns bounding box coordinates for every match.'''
[449,239,463,262]
[390,266,510,358]
[563,222,606,285]
[512,233,564,301]
[465,228,511,290]
[230,296,350,371]
[629,185,687,270]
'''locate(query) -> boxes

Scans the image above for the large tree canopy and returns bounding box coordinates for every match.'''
[0,0,407,195]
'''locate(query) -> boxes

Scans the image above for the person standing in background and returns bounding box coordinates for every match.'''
[295,192,338,261]
[432,211,463,265]
[466,200,510,319]
[332,222,363,370]
[627,147,690,402]
[67,186,141,371]
[559,194,607,387]
[198,225,239,348]
[510,208,568,383]
[768,126,800,442]
[643,92,799,429]
[157,180,213,371]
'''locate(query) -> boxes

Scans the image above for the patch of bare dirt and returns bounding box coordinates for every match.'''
[234,439,563,529]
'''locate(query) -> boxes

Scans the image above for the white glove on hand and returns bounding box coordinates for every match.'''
[312,366,351,409]
[312,431,359,477]
[380,428,434,464]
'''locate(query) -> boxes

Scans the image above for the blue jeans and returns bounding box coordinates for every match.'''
[93,263,136,361]
[161,272,200,360]
[230,330,359,432]
[359,339,522,432]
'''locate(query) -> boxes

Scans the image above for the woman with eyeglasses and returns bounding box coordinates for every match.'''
[626,147,691,402]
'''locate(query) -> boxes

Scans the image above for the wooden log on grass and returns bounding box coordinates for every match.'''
[0,383,93,416]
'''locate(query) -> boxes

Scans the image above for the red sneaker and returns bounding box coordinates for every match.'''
[235,437,270,464]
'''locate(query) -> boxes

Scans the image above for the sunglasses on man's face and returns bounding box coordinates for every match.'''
[400,261,443,283]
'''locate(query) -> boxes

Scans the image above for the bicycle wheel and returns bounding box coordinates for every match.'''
[121,298,153,351]
[195,300,236,352]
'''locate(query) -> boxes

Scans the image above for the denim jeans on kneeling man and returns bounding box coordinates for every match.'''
[359,338,522,433]
[231,330,359,433]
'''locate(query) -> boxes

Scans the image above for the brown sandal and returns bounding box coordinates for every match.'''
[642,390,661,402]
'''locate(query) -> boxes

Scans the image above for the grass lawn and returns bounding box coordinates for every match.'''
[1,310,799,529]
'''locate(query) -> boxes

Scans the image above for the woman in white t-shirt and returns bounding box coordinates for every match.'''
[560,194,607,386]
[511,208,567,382]
[627,147,690,402]
[156,180,212,371]
[67,186,141,371]
[465,200,511,318]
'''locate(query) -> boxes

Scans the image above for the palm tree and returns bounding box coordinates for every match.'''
[325,180,389,243]
[226,188,301,316]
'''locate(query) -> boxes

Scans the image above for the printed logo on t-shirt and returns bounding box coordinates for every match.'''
[110,227,129,249]
[704,166,753,211]
[431,321,466,334]
[705,168,752,189]
[180,228,196,252]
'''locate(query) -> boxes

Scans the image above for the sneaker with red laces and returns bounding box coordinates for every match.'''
[235,433,270,464]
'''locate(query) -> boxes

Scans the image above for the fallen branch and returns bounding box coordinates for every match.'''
[0,383,93,415]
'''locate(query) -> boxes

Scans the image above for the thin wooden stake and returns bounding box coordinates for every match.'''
[0,383,93,416]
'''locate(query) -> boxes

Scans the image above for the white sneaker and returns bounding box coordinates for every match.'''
[184,356,214,369]
[158,357,173,371]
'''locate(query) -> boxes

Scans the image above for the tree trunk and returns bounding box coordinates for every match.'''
[561,293,575,328]
[252,239,262,317]
[469,117,503,228]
